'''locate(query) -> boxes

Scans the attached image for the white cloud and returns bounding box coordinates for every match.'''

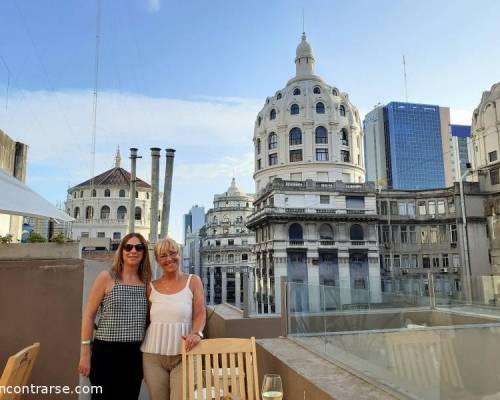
[147,0,161,12]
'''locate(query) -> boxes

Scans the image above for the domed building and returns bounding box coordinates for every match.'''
[247,33,380,314]
[253,33,365,194]
[65,148,161,247]
[200,178,255,308]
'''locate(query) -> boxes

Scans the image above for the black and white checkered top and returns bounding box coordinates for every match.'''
[94,281,148,342]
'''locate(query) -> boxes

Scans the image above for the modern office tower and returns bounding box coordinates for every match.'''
[364,102,448,190]
[200,178,255,309]
[448,124,472,183]
[183,205,205,242]
[182,205,205,275]
[247,33,381,314]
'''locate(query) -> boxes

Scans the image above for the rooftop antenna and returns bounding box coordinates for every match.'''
[403,54,408,102]
[302,8,305,33]
[90,0,101,197]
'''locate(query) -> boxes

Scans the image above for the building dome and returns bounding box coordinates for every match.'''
[253,34,365,193]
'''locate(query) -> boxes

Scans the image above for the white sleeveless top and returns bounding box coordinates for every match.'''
[141,274,193,355]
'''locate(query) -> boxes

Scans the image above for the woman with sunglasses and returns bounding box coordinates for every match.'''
[141,237,206,400]
[79,232,151,400]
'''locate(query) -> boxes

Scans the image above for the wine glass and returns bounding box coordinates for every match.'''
[261,374,283,400]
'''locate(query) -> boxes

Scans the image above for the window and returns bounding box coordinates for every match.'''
[74,207,80,219]
[228,254,234,263]
[339,105,346,116]
[117,206,127,220]
[270,109,276,120]
[135,191,139,199]
[135,207,142,221]
[92,189,96,197]
[491,168,500,185]
[81,232,89,238]
[119,189,126,197]
[113,232,121,240]
[85,206,94,219]
[393,255,400,269]
[423,255,430,269]
[80,190,84,198]
[391,225,399,244]
[439,225,447,242]
[257,159,262,170]
[73,192,77,199]
[430,226,438,243]
[289,223,303,240]
[146,192,150,199]
[448,197,455,213]
[215,254,221,262]
[400,225,408,244]
[293,88,301,96]
[418,201,426,216]
[104,189,110,197]
[442,254,449,268]
[268,133,277,149]
[313,86,321,94]
[290,149,303,162]
[408,202,416,217]
[332,88,338,96]
[242,254,248,261]
[380,201,388,215]
[228,239,234,246]
[289,128,302,145]
[341,129,349,145]
[409,225,416,243]
[350,224,364,240]
[315,126,328,144]
[390,201,398,215]
[346,196,364,209]
[316,148,328,161]
[450,224,457,243]
[420,226,428,244]
[399,202,407,215]
[489,151,498,162]
[437,200,445,215]
[428,200,436,216]
[97,232,105,238]
[256,138,261,154]
[410,255,418,268]
[319,224,334,239]
[216,240,221,246]
[381,226,390,243]
[320,195,330,205]
[402,255,409,268]
[316,102,325,114]
[277,92,282,100]
[290,103,300,115]
[341,150,350,162]
[100,205,110,219]
[269,153,278,166]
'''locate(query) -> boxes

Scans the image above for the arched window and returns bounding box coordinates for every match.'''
[100,206,110,219]
[289,128,302,145]
[313,86,321,94]
[242,254,248,261]
[146,192,150,199]
[270,109,276,120]
[135,207,142,221]
[256,138,261,154]
[104,189,110,197]
[74,207,80,219]
[117,206,127,220]
[341,128,349,146]
[319,224,334,240]
[289,223,303,240]
[339,105,346,117]
[316,102,325,114]
[135,191,139,199]
[293,88,301,96]
[268,133,277,150]
[277,92,282,100]
[215,254,221,263]
[332,88,338,96]
[80,190,84,198]
[73,192,77,199]
[119,189,126,197]
[91,189,96,197]
[257,116,262,126]
[315,126,328,144]
[223,215,230,223]
[290,104,299,115]
[85,206,94,219]
[228,254,234,263]
[350,224,364,240]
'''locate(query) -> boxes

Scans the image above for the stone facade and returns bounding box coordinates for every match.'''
[200,179,255,308]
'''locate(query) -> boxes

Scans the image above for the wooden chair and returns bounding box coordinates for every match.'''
[0,343,40,400]
[182,338,260,400]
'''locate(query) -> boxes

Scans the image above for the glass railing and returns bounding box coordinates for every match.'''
[285,276,500,399]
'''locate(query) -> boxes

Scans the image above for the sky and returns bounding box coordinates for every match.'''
[0,0,499,242]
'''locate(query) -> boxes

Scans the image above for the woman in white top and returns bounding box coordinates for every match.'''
[141,237,206,400]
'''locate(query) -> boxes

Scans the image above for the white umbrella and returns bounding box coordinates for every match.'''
[0,168,73,222]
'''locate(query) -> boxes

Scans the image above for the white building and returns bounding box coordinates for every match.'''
[200,178,256,308]
[65,148,161,246]
[247,33,381,314]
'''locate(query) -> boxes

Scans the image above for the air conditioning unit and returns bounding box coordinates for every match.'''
[441,268,448,273]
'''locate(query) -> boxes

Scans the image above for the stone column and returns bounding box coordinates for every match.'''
[249,268,256,314]
[235,271,241,308]
[307,248,320,312]
[222,269,227,304]
[368,252,382,303]
[338,251,351,305]
[273,252,287,314]
[210,268,215,305]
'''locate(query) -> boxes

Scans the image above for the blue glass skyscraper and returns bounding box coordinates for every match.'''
[383,102,445,189]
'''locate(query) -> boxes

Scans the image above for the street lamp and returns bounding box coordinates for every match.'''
[458,162,473,304]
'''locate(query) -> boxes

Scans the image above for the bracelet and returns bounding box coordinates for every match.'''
[81,340,92,345]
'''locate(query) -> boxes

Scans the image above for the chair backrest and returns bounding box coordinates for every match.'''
[0,343,40,400]
[182,337,260,400]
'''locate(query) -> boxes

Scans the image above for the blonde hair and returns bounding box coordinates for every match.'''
[154,237,180,260]
[112,233,152,283]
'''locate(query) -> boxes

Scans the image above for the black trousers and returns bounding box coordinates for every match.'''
[89,339,143,400]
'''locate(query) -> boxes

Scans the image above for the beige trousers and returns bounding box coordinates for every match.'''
[143,353,182,400]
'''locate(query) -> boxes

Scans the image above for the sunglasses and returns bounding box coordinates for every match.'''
[123,243,146,252]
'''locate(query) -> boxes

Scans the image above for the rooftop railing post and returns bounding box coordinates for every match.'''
[243,271,250,318]
[280,276,288,337]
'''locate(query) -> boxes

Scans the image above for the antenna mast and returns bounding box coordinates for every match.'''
[403,54,408,102]
[90,0,101,199]
[302,9,305,33]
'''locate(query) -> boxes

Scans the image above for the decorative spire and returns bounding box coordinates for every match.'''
[114,145,121,168]
[295,32,315,77]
